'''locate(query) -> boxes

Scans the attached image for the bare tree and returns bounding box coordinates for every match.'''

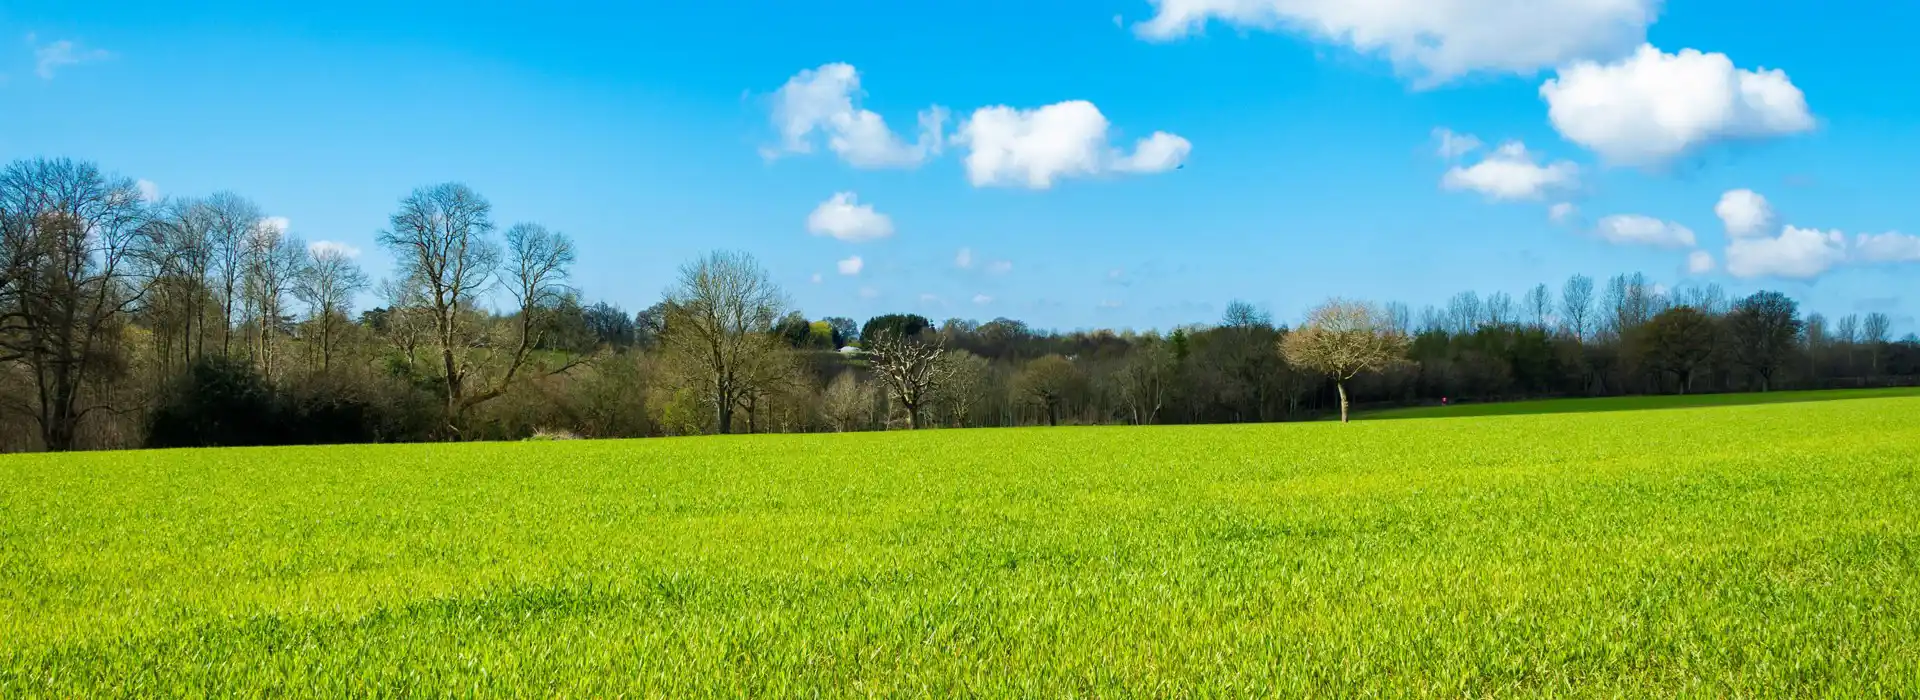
[1117,337,1176,425]
[1525,283,1553,330]
[1485,291,1516,328]
[934,350,990,427]
[204,191,261,357]
[821,370,875,432]
[377,183,501,426]
[659,250,785,434]
[1728,291,1802,392]
[1863,312,1892,374]
[242,219,305,381]
[1280,299,1409,423]
[1446,291,1482,333]
[1560,274,1595,340]
[452,222,580,408]
[1015,354,1081,427]
[295,244,369,371]
[0,158,156,451]
[866,329,952,430]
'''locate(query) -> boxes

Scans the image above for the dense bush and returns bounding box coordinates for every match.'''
[147,357,438,448]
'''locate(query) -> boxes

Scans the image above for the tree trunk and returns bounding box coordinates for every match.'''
[715,387,732,434]
[1336,380,1350,424]
[903,401,919,430]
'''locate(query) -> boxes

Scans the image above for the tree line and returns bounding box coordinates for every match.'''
[3,157,1917,451]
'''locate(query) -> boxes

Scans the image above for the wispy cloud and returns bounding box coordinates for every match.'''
[28,33,112,79]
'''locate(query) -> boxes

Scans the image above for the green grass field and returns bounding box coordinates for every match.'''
[4,392,1918,696]
[1362,385,1920,420]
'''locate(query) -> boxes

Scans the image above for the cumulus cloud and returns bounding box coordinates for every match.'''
[261,216,292,234]
[307,240,361,259]
[837,255,864,276]
[1133,0,1657,82]
[30,34,112,79]
[973,294,993,305]
[955,101,1189,189]
[1715,189,1774,237]
[1854,232,1920,264]
[1441,142,1579,201]
[806,192,894,242]
[1433,127,1483,159]
[767,63,946,168]
[135,179,160,203]
[1595,215,1696,248]
[954,247,974,269]
[1725,226,1846,279]
[1543,46,1815,165]
[1687,250,1716,274]
[1549,202,1578,224]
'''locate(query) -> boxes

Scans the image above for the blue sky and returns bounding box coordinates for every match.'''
[4,0,1917,333]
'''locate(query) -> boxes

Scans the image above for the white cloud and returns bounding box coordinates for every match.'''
[810,273,824,284]
[986,260,1014,275]
[1134,0,1657,82]
[1854,232,1920,263]
[837,255,864,276]
[955,101,1189,189]
[135,179,160,203]
[1098,300,1124,309]
[1595,214,1696,248]
[767,63,946,168]
[973,294,993,305]
[1549,202,1578,223]
[1441,142,1579,201]
[954,247,974,269]
[1111,131,1193,174]
[31,34,112,79]
[859,286,880,299]
[1543,45,1815,166]
[1433,127,1482,159]
[918,293,944,306]
[307,240,361,259]
[1725,226,1846,279]
[806,192,894,242]
[1714,189,1774,238]
[261,216,291,234]
[1687,250,1716,274]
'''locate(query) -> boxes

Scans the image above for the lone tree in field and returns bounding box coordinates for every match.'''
[1280,299,1408,423]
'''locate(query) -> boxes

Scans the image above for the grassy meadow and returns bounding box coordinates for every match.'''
[3,391,1918,695]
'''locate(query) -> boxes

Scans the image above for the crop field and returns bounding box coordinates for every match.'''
[3,393,1918,696]
[1364,386,1920,420]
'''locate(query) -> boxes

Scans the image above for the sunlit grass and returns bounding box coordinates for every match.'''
[4,395,1918,695]
[1363,386,1920,420]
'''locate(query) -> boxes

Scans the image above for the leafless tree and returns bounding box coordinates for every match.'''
[1560,274,1595,340]
[935,350,990,427]
[1280,299,1409,423]
[455,222,580,408]
[1525,283,1553,329]
[1117,337,1175,425]
[1015,354,1081,427]
[866,329,952,430]
[1863,312,1892,374]
[242,219,306,382]
[295,244,369,371]
[1446,291,1482,333]
[378,183,502,426]
[205,191,262,357]
[821,370,875,432]
[1486,291,1516,328]
[0,158,157,451]
[659,250,785,434]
